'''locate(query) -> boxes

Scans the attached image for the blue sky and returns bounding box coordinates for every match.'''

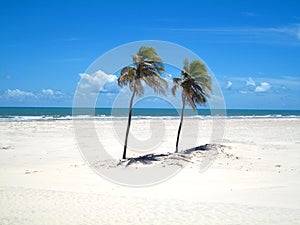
[0,0,300,109]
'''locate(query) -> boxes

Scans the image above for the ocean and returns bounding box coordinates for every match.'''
[0,107,300,122]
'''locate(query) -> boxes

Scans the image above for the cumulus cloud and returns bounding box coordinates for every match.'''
[41,89,62,96]
[246,77,256,86]
[78,70,119,94]
[5,89,35,98]
[42,89,54,95]
[255,82,271,93]
[225,81,233,89]
[233,77,274,94]
[1,88,66,103]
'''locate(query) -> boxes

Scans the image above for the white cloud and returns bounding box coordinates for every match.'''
[246,77,256,86]
[74,70,119,107]
[41,89,62,96]
[255,82,271,93]
[42,89,54,95]
[163,24,300,45]
[225,81,233,89]
[1,88,66,103]
[269,24,300,41]
[5,89,35,98]
[78,70,119,94]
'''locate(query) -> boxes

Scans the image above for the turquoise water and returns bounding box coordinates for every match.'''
[0,107,300,121]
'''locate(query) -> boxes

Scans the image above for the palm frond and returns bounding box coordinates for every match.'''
[171,85,178,96]
[134,78,144,97]
[142,71,168,95]
[194,75,212,92]
[171,77,183,96]
[118,66,136,87]
[131,55,140,66]
[189,60,207,77]
[183,58,189,73]
[146,61,165,75]
[184,91,197,110]
[173,59,212,111]
[181,70,190,78]
[194,92,207,105]
[173,77,183,84]
[137,46,163,62]
[120,66,136,76]
[118,46,168,97]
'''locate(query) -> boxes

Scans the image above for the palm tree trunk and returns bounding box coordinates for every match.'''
[175,95,186,153]
[123,88,136,159]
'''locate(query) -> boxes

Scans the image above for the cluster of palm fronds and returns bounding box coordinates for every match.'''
[117,46,212,159]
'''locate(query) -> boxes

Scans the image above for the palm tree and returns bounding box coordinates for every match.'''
[171,58,212,153]
[118,46,168,159]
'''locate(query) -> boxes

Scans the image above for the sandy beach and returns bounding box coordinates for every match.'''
[0,118,300,224]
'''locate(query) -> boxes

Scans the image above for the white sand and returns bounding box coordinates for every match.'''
[0,118,300,224]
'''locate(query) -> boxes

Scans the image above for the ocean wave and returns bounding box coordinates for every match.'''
[1,114,300,122]
[0,115,73,122]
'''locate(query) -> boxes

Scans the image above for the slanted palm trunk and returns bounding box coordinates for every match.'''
[175,94,186,153]
[123,88,136,159]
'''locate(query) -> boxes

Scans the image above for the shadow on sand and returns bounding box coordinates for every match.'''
[120,144,218,167]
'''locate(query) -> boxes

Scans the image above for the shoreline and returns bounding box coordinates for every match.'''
[1,115,300,122]
[1,107,300,122]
